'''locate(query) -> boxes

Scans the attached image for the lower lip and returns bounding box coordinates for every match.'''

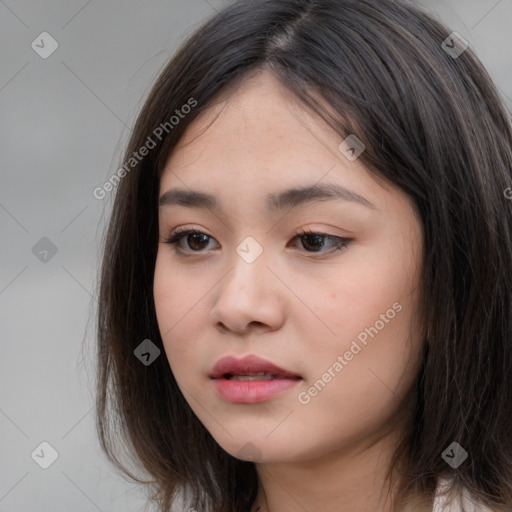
[212,377,301,403]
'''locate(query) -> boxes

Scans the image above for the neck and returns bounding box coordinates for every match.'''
[249,430,421,512]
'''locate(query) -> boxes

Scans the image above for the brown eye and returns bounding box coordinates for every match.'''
[164,228,352,256]
[165,229,217,252]
[298,232,326,252]
[292,228,352,255]
[184,232,210,251]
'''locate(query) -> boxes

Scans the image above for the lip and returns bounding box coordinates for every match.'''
[210,354,301,379]
[209,355,302,404]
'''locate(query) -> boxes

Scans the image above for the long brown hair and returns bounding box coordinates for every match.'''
[94,1,512,510]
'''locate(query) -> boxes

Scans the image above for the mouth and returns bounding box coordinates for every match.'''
[219,372,300,381]
[221,372,296,381]
[211,373,302,404]
[209,355,302,403]
[209,354,302,380]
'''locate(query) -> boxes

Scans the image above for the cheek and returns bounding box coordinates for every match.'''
[337,231,421,329]
[296,244,423,400]
[153,255,206,373]
[153,251,206,329]
[296,250,417,351]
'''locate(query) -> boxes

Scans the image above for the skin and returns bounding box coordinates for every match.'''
[153,70,427,512]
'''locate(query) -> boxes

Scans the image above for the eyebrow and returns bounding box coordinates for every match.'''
[158,182,376,212]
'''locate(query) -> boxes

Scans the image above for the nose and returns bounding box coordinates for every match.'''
[208,246,285,335]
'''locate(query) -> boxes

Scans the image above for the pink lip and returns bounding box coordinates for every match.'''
[209,354,302,404]
[210,354,301,379]
[212,377,301,403]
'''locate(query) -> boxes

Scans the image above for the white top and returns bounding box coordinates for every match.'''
[172,478,497,511]
[432,478,495,512]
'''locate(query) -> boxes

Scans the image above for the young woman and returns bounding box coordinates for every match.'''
[95,1,512,511]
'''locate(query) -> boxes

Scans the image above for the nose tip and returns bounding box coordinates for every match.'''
[209,256,284,335]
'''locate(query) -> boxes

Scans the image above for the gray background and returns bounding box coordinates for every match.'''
[1,1,511,510]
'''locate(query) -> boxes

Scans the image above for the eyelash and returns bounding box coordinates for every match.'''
[163,227,352,257]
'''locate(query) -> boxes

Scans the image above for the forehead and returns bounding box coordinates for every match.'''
[164,72,331,168]
[158,71,400,219]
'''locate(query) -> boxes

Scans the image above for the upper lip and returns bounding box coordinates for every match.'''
[210,355,302,379]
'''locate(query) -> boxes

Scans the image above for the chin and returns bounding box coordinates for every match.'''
[213,434,302,464]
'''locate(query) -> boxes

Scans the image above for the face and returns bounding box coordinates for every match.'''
[153,71,425,464]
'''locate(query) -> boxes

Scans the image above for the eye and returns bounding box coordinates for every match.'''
[294,227,351,254]
[164,228,218,252]
[163,227,352,256]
